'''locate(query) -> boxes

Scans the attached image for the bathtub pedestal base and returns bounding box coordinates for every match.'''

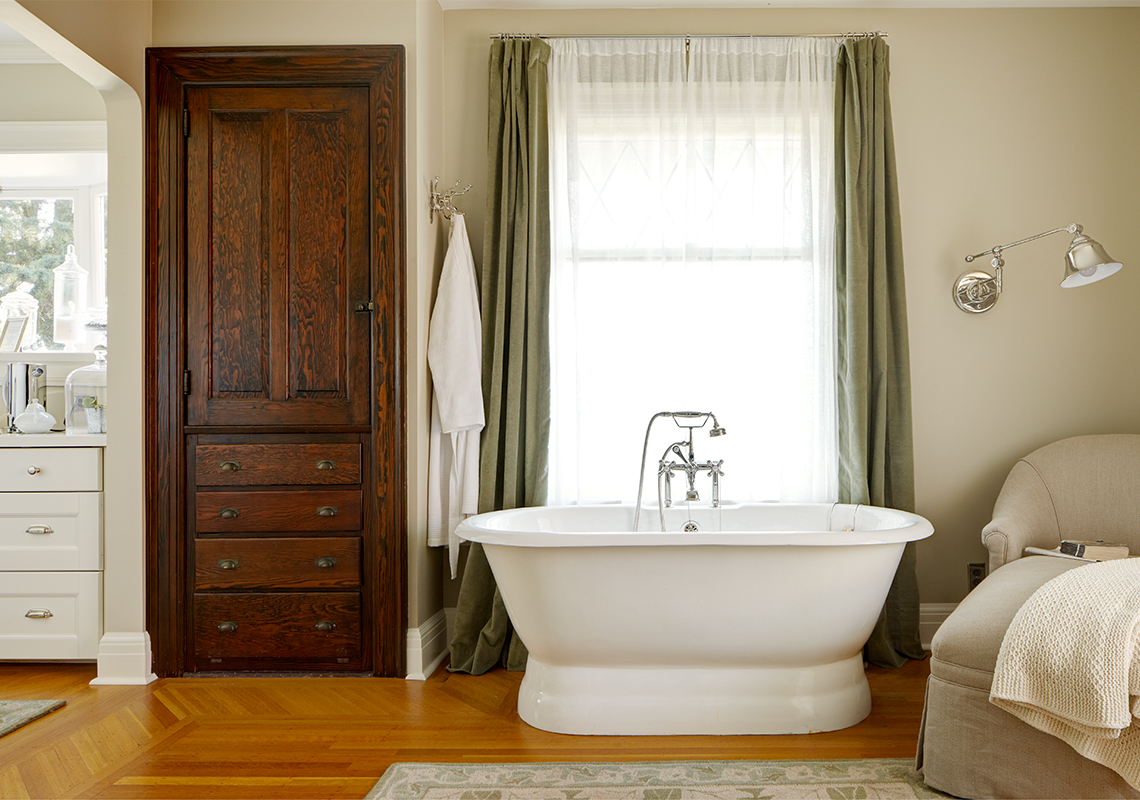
[518,654,871,735]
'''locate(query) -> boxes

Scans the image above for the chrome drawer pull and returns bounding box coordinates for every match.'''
[25,609,53,619]
[317,506,338,517]
[316,460,337,470]
[218,460,241,471]
[26,525,53,535]
[315,620,336,632]
[315,557,337,569]
[217,559,239,570]
[219,508,240,519]
[217,621,238,632]
[26,466,40,475]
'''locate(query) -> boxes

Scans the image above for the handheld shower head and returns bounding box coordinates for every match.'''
[708,414,726,437]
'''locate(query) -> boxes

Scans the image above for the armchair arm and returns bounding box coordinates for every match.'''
[982,459,1062,572]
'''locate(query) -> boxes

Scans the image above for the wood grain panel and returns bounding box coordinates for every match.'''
[193,443,361,486]
[195,489,361,533]
[194,537,360,589]
[193,592,360,661]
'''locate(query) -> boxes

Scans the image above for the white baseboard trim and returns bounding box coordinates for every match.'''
[90,631,158,685]
[920,603,958,652]
[406,608,450,681]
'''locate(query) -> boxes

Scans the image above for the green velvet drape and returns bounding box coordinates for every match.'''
[834,36,924,668]
[448,38,552,675]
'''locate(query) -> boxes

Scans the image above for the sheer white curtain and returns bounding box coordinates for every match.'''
[547,36,839,507]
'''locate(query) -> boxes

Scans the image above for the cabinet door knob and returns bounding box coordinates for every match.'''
[316,460,337,470]
[218,460,241,471]
[315,557,337,569]
[315,620,336,632]
[26,466,40,475]
[25,525,53,535]
[217,559,239,570]
[217,621,238,632]
[317,506,338,517]
[219,508,240,519]
[25,609,53,619]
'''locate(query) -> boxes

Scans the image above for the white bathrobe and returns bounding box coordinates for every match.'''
[427,213,484,578]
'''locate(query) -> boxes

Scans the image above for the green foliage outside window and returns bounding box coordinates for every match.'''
[0,198,74,349]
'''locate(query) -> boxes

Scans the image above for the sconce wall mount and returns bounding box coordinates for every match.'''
[953,223,1122,314]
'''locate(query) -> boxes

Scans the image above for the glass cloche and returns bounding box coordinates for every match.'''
[64,345,107,435]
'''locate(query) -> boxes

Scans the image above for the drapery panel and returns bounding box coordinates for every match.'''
[834,36,923,668]
[547,36,840,508]
[448,37,550,674]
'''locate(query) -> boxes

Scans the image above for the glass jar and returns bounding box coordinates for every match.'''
[63,345,107,435]
[53,244,88,351]
[0,282,40,349]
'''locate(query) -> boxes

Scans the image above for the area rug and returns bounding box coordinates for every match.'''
[0,700,65,737]
[366,760,950,800]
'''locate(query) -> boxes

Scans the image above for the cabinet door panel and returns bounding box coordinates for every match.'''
[185,85,371,428]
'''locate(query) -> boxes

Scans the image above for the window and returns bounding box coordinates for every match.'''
[0,151,108,350]
[547,37,840,508]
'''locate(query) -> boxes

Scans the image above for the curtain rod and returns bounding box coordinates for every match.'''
[490,32,887,40]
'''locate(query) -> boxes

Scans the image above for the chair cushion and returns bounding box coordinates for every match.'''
[930,556,1085,691]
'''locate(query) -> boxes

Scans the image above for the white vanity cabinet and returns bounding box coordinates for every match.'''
[0,436,105,660]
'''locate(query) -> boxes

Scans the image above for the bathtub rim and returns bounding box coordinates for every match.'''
[456,502,934,548]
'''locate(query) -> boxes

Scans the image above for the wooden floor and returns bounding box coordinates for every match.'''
[0,658,930,799]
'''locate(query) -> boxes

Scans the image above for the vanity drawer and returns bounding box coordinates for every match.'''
[194,443,361,487]
[193,592,361,662]
[0,448,102,492]
[195,537,360,590]
[0,493,103,571]
[195,489,362,533]
[0,571,102,660]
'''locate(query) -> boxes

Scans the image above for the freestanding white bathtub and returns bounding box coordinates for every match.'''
[456,502,933,736]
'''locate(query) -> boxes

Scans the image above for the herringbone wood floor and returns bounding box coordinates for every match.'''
[0,657,930,799]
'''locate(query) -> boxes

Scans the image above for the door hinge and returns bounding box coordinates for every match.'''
[183,108,189,137]
[354,300,376,314]
[183,370,191,395]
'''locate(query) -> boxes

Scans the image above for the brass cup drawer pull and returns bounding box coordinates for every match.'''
[315,620,336,632]
[317,506,338,517]
[25,608,53,619]
[315,557,337,569]
[316,460,337,470]
[217,621,239,633]
[219,508,240,519]
[25,525,53,535]
[217,559,239,570]
[218,460,242,471]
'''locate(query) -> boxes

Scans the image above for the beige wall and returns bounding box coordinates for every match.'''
[0,64,106,120]
[443,7,1140,604]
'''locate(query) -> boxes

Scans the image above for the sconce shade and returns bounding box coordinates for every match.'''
[1061,233,1122,288]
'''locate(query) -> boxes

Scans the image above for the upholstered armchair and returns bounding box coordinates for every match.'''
[981,434,1140,572]
[919,434,1140,799]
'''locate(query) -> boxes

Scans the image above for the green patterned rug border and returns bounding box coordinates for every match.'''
[367,759,950,800]
[0,699,66,738]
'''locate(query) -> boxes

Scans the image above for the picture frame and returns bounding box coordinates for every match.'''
[0,316,28,353]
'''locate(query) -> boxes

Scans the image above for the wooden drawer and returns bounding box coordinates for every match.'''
[195,489,362,533]
[194,443,361,486]
[0,493,103,572]
[195,537,360,590]
[0,571,102,660]
[0,447,102,492]
[193,592,360,662]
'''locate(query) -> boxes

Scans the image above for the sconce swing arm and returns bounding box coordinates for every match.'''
[964,223,1082,264]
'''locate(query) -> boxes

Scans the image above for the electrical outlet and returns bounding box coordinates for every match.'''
[967,562,987,591]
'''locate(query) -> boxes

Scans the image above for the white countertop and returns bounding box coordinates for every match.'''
[0,432,107,447]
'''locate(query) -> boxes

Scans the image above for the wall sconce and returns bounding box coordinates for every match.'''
[953,223,1122,313]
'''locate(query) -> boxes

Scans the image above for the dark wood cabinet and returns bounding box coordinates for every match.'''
[146,48,406,677]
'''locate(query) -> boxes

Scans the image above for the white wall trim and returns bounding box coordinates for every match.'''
[406,608,451,680]
[920,602,958,651]
[0,40,53,64]
[0,121,106,153]
[90,631,157,685]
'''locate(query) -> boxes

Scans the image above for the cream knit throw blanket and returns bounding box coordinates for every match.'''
[991,558,1140,789]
